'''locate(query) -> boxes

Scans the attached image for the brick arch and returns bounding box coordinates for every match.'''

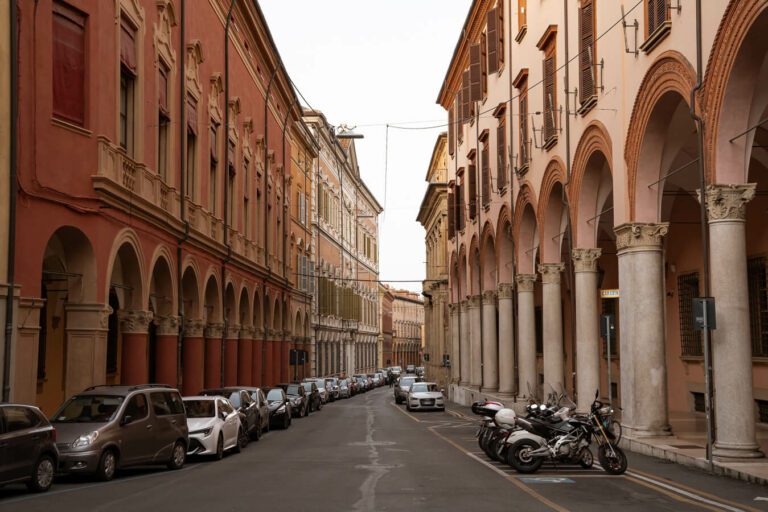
[537,158,568,264]
[703,0,768,184]
[513,182,539,274]
[480,222,497,290]
[496,206,514,283]
[625,51,697,220]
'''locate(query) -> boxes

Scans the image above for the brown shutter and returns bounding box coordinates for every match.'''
[519,0,527,29]
[498,5,505,67]
[448,104,455,156]
[519,89,528,164]
[210,124,218,162]
[468,164,477,219]
[469,44,482,101]
[487,8,499,74]
[461,70,471,121]
[120,17,137,74]
[481,146,490,206]
[159,66,169,114]
[52,4,86,125]
[457,182,464,230]
[497,123,506,190]
[187,97,197,134]
[579,1,595,104]
[656,0,667,28]
[228,141,236,175]
[543,55,555,140]
[448,190,456,238]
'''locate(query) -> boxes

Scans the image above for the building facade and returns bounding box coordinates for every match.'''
[391,290,424,368]
[380,284,394,367]
[304,110,382,378]
[442,0,768,458]
[8,0,316,414]
[0,0,12,402]
[418,134,451,389]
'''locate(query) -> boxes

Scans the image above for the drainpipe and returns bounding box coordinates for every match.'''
[507,0,518,399]
[280,98,297,381]
[3,0,18,402]
[690,0,714,473]
[475,99,484,394]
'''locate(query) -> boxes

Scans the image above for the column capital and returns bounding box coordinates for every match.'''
[117,310,154,334]
[572,248,602,273]
[253,327,265,339]
[497,282,515,299]
[614,222,669,253]
[538,263,565,284]
[239,326,254,339]
[459,299,468,310]
[183,318,205,337]
[467,294,482,308]
[225,324,241,340]
[155,315,179,336]
[204,322,225,339]
[702,183,756,222]
[515,274,537,292]
[447,303,459,314]
[482,290,497,304]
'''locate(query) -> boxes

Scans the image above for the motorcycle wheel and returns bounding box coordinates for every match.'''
[579,448,594,469]
[484,434,498,460]
[598,444,627,475]
[507,440,544,474]
[493,437,508,462]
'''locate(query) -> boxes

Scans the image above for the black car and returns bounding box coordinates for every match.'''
[301,382,323,412]
[278,383,309,418]
[0,404,58,492]
[263,388,292,429]
[200,387,264,442]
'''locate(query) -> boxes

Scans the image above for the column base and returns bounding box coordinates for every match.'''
[481,387,499,394]
[713,442,764,460]
[624,424,672,438]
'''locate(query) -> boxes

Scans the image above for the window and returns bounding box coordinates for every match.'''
[210,122,219,214]
[243,158,250,236]
[185,97,197,198]
[692,392,705,413]
[124,393,149,420]
[447,188,456,239]
[119,17,137,155]
[3,407,39,432]
[517,0,527,39]
[487,6,503,74]
[748,257,768,357]
[480,33,488,98]
[158,63,170,180]
[53,2,86,126]
[481,139,490,207]
[227,141,236,224]
[496,117,507,190]
[579,0,597,107]
[469,44,482,110]
[677,272,702,356]
[468,160,477,220]
[758,400,768,423]
[542,38,557,145]
[150,392,172,416]
[646,0,669,37]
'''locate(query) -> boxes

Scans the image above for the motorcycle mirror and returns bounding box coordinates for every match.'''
[594,389,599,400]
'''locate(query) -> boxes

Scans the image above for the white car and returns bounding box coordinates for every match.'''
[406,382,445,411]
[183,396,242,459]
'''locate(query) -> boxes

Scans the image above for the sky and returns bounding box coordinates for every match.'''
[260,0,470,292]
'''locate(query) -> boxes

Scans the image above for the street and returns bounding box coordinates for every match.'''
[1,387,765,512]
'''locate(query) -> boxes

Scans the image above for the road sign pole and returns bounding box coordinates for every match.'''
[606,315,612,406]
[702,300,714,473]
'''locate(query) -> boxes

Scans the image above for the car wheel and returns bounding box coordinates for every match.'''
[97,449,117,481]
[304,404,309,417]
[215,434,224,460]
[283,414,290,430]
[167,441,186,470]
[234,427,245,453]
[251,422,262,442]
[26,454,55,492]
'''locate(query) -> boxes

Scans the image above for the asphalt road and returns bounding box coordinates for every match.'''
[1,387,766,511]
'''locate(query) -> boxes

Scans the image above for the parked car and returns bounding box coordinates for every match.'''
[0,404,58,492]
[238,387,271,436]
[52,384,188,481]
[415,366,426,378]
[263,388,292,429]
[353,375,369,392]
[390,366,402,381]
[338,379,351,399]
[199,387,262,442]
[302,378,328,403]
[394,375,421,404]
[277,383,309,417]
[369,374,382,387]
[183,396,242,460]
[348,378,360,396]
[406,382,445,412]
[405,365,416,374]
[324,377,340,401]
[301,381,323,412]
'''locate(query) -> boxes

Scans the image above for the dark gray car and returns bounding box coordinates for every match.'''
[52,384,188,481]
[0,404,58,492]
[394,375,421,404]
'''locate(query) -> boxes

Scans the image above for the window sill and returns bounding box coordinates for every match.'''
[515,25,527,43]
[482,203,491,212]
[680,355,704,362]
[542,135,558,151]
[577,95,598,116]
[753,357,768,365]
[52,117,92,137]
[640,21,671,54]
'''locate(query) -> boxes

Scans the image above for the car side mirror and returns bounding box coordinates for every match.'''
[121,415,134,426]
[220,411,228,421]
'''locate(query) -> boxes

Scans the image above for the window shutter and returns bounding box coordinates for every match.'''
[656,0,667,32]
[187,97,197,134]
[468,164,477,219]
[498,5,505,67]
[487,8,499,74]
[543,56,555,140]
[469,44,482,101]
[579,1,595,104]
[461,71,471,121]
[52,4,86,125]
[120,18,137,74]
[210,125,218,162]
[497,123,506,190]
[448,190,456,238]
[448,104,455,156]
[228,141,236,175]
[519,0,527,29]
[481,146,490,206]
[519,90,528,164]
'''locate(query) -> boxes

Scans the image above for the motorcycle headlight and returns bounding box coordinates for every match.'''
[190,427,213,437]
[72,431,99,448]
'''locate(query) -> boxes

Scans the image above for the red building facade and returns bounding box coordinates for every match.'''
[12,0,309,414]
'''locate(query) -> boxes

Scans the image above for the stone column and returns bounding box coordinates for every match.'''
[572,248,602,411]
[481,291,499,392]
[467,295,482,388]
[539,263,565,398]
[182,318,205,396]
[237,326,253,386]
[516,274,537,399]
[204,322,224,388]
[252,328,264,386]
[281,331,290,383]
[497,283,515,396]
[615,223,670,436]
[223,324,240,386]
[705,184,763,458]
[154,315,179,387]
[459,300,470,386]
[118,310,153,385]
[448,304,460,383]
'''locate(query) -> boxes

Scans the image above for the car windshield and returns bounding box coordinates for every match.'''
[411,384,438,393]
[392,367,402,372]
[302,383,313,392]
[400,378,416,387]
[287,385,301,395]
[184,399,215,418]
[266,389,283,402]
[53,395,124,423]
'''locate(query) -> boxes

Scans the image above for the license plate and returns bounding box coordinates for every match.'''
[422,400,435,406]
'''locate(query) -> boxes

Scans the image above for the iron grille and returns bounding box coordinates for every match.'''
[677,272,702,356]
[692,392,705,413]
[748,257,768,357]
[757,400,768,424]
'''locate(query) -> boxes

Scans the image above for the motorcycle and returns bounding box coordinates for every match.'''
[471,400,504,458]
[505,391,627,475]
